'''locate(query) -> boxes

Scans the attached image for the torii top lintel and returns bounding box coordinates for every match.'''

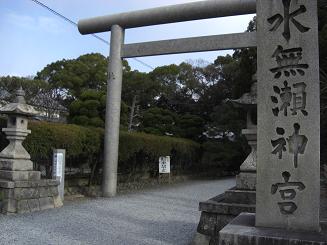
[78,0,256,35]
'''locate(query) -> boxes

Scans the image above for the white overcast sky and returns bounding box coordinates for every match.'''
[0,0,255,77]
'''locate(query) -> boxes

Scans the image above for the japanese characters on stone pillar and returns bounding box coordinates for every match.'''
[256,0,320,231]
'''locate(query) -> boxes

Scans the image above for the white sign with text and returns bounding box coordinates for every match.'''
[159,156,170,174]
[53,153,64,182]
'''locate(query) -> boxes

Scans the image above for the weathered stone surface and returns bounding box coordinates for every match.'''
[199,195,255,217]
[0,129,31,160]
[14,179,59,188]
[27,198,40,212]
[47,179,60,186]
[0,159,33,171]
[0,180,14,188]
[197,184,257,242]
[257,0,320,231]
[53,195,63,208]
[219,213,327,245]
[236,173,256,190]
[1,199,16,213]
[224,190,255,205]
[201,201,254,216]
[321,221,327,232]
[191,232,210,245]
[39,187,50,198]
[239,129,257,172]
[28,171,41,180]
[2,189,14,199]
[39,197,54,210]
[17,199,29,214]
[197,211,235,237]
[0,178,61,214]
[14,187,39,200]
[0,170,40,181]
[50,186,59,196]
[197,211,218,236]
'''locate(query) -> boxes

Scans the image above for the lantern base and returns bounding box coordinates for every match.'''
[0,179,63,214]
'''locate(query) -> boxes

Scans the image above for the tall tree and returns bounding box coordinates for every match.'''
[122,70,160,131]
[36,53,131,104]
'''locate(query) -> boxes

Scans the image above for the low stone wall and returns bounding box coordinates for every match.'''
[0,179,63,214]
[64,171,237,197]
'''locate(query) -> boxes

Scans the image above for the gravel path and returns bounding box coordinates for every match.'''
[0,178,235,245]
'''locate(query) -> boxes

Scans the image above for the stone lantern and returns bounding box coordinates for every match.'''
[196,77,257,241]
[228,81,257,189]
[0,88,62,214]
[0,88,38,176]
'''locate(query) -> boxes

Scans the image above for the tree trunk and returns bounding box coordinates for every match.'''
[128,95,138,132]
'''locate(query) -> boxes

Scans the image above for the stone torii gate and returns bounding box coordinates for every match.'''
[78,0,326,243]
[78,0,257,198]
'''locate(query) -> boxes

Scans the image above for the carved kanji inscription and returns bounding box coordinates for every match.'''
[271,81,308,117]
[271,171,305,214]
[271,123,308,168]
[268,0,310,41]
[270,46,309,79]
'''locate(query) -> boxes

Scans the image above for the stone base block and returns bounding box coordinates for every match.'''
[199,194,255,217]
[191,232,210,245]
[0,179,63,214]
[219,213,327,245]
[0,159,33,171]
[0,170,40,181]
[321,221,327,232]
[197,211,236,236]
[236,172,256,190]
[197,192,256,238]
[224,189,255,205]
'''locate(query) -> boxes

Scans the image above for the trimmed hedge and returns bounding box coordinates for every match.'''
[118,131,202,176]
[0,119,246,184]
[0,120,203,179]
[26,121,103,169]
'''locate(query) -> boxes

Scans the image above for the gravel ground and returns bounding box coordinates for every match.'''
[0,178,235,245]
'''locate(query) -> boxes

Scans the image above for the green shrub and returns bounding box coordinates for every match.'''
[0,120,202,178]
[201,137,249,172]
[26,121,103,171]
[118,131,201,175]
[0,119,243,182]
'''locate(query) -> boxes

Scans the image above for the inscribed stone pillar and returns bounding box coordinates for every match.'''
[256,0,320,231]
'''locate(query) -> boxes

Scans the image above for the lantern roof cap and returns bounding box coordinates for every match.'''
[0,88,38,116]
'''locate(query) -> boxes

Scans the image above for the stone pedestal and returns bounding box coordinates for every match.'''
[0,88,62,214]
[196,128,257,244]
[0,136,63,214]
[0,179,63,214]
[237,128,256,191]
[219,213,327,245]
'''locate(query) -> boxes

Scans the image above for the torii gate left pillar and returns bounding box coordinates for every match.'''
[102,25,124,197]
